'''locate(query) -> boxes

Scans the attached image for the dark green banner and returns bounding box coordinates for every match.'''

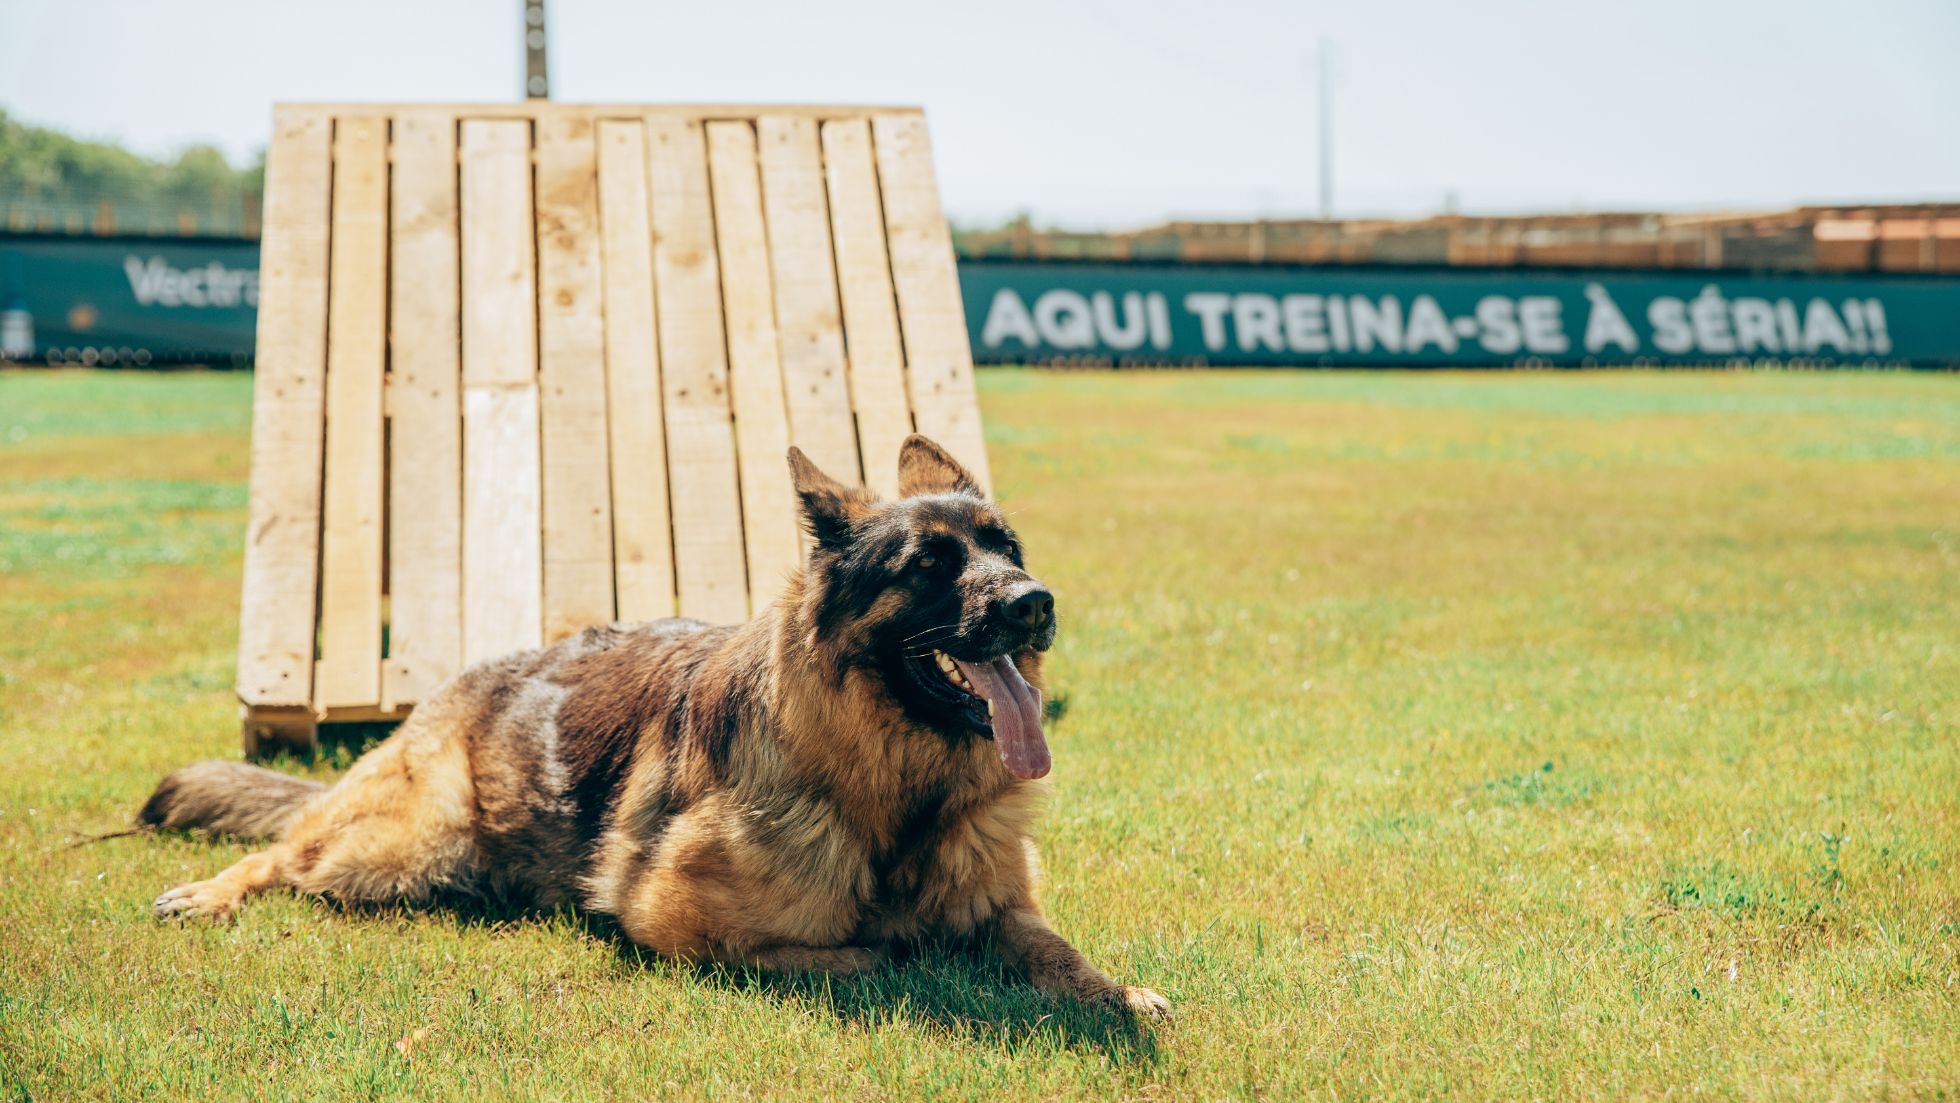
[962,261,1960,368]
[0,236,259,365]
[6,237,1956,369]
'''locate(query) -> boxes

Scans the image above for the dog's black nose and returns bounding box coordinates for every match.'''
[1000,586,1055,630]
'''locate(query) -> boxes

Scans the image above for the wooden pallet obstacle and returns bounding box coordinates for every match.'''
[236,103,989,755]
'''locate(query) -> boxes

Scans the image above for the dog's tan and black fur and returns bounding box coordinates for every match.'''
[141,436,1167,1017]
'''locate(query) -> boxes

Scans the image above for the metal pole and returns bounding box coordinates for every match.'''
[1317,37,1333,221]
[524,0,550,99]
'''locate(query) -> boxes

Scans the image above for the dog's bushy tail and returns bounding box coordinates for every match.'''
[137,761,326,840]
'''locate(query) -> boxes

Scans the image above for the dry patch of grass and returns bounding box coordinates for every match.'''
[2,368,1956,1100]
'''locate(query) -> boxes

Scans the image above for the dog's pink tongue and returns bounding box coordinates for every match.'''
[954,657,1050,780]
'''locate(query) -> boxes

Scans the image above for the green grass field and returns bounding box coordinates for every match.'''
[2,368,1957,1100]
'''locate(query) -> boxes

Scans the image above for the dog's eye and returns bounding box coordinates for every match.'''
[913,554,938,572]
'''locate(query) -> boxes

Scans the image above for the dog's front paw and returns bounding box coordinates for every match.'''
[153,880,241,922]
[1092,984,1171,1020]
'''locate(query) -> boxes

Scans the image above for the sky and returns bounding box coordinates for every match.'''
[2,0,1956,229]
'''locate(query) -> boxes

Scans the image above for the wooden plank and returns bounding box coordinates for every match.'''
[821,119,912,498]
[707,121,800,609]
[237,108,333,711]
[314,115,388,710]
[461,386,543,660]
[646,115,748,624]
[872,113,991,491]
[459,119,543,663]
[382,109,462,709]
[757,115,859,486]
[595,119,677,623]
[535,113,616,641]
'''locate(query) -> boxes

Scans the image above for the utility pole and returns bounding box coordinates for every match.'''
[1317,36,1334,221]
[524,0,549,99]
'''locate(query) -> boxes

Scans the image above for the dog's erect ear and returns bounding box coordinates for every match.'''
[897,435,983,499]
[788,446,874,549]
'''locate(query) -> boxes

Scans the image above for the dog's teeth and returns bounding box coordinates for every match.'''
[985,700,994,716]
[935,652,954,672]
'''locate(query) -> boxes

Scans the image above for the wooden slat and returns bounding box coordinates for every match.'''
[646,115,748,624]
[237,109,333,708]
[382,109,462,710]
[595,120,677,622]
[872,113,991,491]
[758,115,859,486]
[536,113,615,641]
[461,386,542,656]
[707,121,800,609]
[821,119,912,499]
[315,116,388,710]
[460,119,543,663]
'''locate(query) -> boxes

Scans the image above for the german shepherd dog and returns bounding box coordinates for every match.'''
[140,436,1168,1018]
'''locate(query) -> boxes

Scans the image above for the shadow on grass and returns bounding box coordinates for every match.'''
[654,942,1160,1063]
[275,884,1161,1065]
[591,911,1162,1064]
